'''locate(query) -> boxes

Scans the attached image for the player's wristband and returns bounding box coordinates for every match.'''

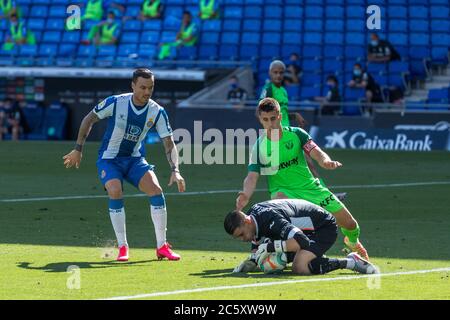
[171,166,180,173]
[75,144,83,152]
[267,240,286,253]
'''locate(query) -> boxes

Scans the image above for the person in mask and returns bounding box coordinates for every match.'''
[227,76,248,109]
[315,75,341,115]
[2,13,28,50]
[348,63,383,104]
[284,53,302,86]
[368,33,400,63]
[82,10,121,46]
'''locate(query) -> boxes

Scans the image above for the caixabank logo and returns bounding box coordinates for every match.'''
[319,129,449,152]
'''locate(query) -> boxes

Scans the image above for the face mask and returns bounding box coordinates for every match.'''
[230,84,237,89]
[353,69,362,76]
[107,18,114,24]
[371,40,378,46]
[327,83,335,88]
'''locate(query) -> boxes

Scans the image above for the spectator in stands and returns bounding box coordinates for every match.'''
[315,75,341,115]
[82,11,121,46]
[348,63,383,103]
[158,11,198,60]
[199,0,220,20]
[0,98,22,141]
[227,76,247,109]
[81,0,125,22]
[139,0,162,20]
[284,53,302,85]
[367,33,400,63]
[0,0,18,19]
[2,13,35,51]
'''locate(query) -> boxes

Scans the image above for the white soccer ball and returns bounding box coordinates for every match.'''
[258,252,287,274]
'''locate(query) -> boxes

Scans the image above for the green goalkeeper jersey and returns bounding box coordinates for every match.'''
[248,127,318,193]
[259,82,289,127]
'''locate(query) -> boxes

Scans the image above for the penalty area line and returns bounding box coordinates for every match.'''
[99,267,450,300]
[1,181,450,203]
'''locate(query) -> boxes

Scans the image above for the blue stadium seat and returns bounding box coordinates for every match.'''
[48,6,66,18]
[177,46,197,60]
[143,20,162,31]
[241,32,259,45]
[281,45,301,59]
[345,88,365,101]
[342,105,362,116]
[78,45,96,57]
[138,44,156,59]
[27,19,45,31]
[302,58,321,72]
[323,59,343,73]
[264,5,282,18]
[163,16,181,31]
[389,61,409,73]
[431,47,449,65]
[240,45,258,60]
[124,20,142,31]
[22,106,45,140]
[409,33,429,46]
[324,45,344,59]
[285,85,300,101]
[325,6,344,18]
[409,6,428,19]
[165,6,183,19]
[263,19,282,32]
[302,45,321,58]
[19,45,37,56]
[117,44,137,57]
[428,88,449,103]
[388,74,406,89]
[262,32,281,45]
[223,19,241,31]
[345,32,365,45]
[283,32,301,45]
[62,31,80,43]
[45,19,64,30]
[224,6,243,19]
[201,32,220,44]
[301,86,321,100]
[432,34,450,47]
[160,31,177,43]
[125,6,141,17]
[58,44,77,56]
[221,32,239,44]
[303,32,322,45]
[284,6,302,19]
[259,45,279,59]
[409,20,429,32]
[202,20,221,32]
[199,45,218,60]
[244,6,262,19]
[122,32,140,44]
[346,19,365,32]
[388,33,408,46]
[42,105,68,140]
[430,5,449,18]
[389,20,407,32]
[388,6,407,18]
[305,6,323,18]
[302,74,322,86]
[324,32,344,45]
[39,44,58,56]
[282,19,301,32]
[345,45,365,60]
[243,20,261,32]
[431,20,450,32]
[326,19,344,31]
[304,20,322,32]
[140,31,160,43]
[42,31,62,43]
[346,6,365,18]
[219,44,238,60]
[30,5,48,18]
[367,63,387,74]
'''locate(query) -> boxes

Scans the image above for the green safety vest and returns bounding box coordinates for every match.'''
[180,23,197,46]
[142,0,160,18]
[200,0,215,19]
[84,0,103,21]
[0,0,12,15]
[10,21,24,42]
[100,22,118,43]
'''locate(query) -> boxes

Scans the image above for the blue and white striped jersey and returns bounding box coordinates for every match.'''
[93,93,172,160]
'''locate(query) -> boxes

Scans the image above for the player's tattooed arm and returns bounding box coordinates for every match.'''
[162,136,179,172]
[310,146,342,170]
[76,111,100,150]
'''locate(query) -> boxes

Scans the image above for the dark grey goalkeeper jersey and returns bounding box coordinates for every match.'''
[247,199,336,244]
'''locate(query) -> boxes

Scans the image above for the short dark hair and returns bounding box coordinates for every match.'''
[224,210,244,235]
[132,68,153,83]
[183,10,192,17]
[354,63,362,69]
[257,97,280,115]
[326,75,338,84]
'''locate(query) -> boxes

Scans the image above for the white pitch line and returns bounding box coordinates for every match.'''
[100,267,450,300]
[1,181,450,203]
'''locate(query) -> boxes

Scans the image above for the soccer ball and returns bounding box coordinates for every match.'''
[258,252,287,274]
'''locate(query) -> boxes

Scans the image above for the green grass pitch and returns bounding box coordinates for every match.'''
[0,141,449,300]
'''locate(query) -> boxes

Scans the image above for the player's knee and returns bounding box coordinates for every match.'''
[292,262,311,275]
[146,184,162,196]
[107,185,123,199]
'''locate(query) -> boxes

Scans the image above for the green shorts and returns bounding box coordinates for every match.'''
[270,180,345,214]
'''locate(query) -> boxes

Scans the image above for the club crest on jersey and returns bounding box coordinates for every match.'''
[101,170,106,179]
[95,100,106,112]
[146,118,154,128]
[124,125,142,142]
[284,140,294,150]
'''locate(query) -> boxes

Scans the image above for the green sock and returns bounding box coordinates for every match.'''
[341,224,360,245]
[319,178,327,188]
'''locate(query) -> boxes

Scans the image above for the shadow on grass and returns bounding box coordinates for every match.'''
[17,259,158,273]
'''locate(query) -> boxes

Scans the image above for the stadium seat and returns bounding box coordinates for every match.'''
[259,45,279,59]
[49,6,66,18]
[58,44,77,56]
[389,20,407,32]
[263,19,282,32]
[242,32,260,45]
[430,5,449,18]
[304,20,322,32]
[303,32,322,45]
[346,6,365,18]
[219,44,238,60]
[428,88,449,103]
[22,105,45,140]
[125,6,141,17]
[388,6,407,18]
[302,58,321,72]
[39,44,58,57]
[201,32,220,44]
[326,19,344,31]
[202,20,221,32]
[143,20,162,31]
[224,6,243,19]
[19,45,37,57]
[140,31,160,44]
[323,59,343,73]
[325,6,344,18]
[124,20,142,32]
[122,32,140,44]
[42,105,68,140]
[264,5,282,18]
[285,85,300,101]
[283,32,301,45]
[305,6,323,18]
[117,44,137,57]
[302,45,321,58]
[30,5,48,18]
[244,6,262,19]
[243,20,261,32]
[302,74,322,86]
[138,44,156,59]
[345,88,365,101]
[323,45,344,59]
[346,19,365,32]
[42,31,62,43]
[27,19,46,31]
[409,6,428,19]
[262,32,281,45]
[223,19,241,31]
[324,32,344,45]
[284,6,303,19]
[221,32,239,44]
[199,45,218,60]
[301,86,321,100]
[409,20,429,32]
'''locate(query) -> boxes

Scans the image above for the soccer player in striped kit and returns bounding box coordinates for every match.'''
[63,68,185,262]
